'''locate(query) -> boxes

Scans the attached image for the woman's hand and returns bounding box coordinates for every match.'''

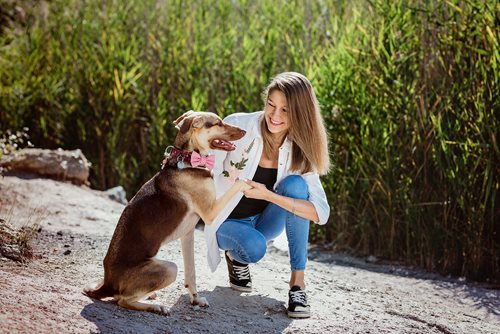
[242,179,271,201]
[242,178,320,221]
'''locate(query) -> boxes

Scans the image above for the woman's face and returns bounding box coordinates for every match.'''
[264,89,289,138]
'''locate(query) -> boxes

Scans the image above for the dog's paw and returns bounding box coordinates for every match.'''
[191,296,209,307]
[235,179,252,192]
[151,304,170,316]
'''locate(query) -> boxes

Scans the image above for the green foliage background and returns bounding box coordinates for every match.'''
[0,0,498,282]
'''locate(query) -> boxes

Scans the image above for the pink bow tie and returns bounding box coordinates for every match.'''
[190,151,215,170]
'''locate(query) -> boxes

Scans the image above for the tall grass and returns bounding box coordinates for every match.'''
[0,0,498,282]
[316,0,499,281]
[1,0,337,190]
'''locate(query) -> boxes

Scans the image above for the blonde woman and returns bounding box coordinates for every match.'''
[205,72,330,318]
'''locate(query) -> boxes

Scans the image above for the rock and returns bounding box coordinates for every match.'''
[0,148,91,185]
[104,186,128,204]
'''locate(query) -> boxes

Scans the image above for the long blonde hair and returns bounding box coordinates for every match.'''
[260,72,330,175]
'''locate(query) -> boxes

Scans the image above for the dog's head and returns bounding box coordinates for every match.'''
[173,111,246,154]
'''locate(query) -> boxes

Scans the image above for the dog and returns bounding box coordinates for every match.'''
[84,110,250,315]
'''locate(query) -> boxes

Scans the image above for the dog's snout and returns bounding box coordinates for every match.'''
[240,129,246,136]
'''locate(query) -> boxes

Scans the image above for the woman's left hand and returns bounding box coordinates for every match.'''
[242,179,271,201]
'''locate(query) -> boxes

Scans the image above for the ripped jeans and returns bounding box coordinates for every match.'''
[216,175,310,271]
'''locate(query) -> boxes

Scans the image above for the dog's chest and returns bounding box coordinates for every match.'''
[162,204,199,244]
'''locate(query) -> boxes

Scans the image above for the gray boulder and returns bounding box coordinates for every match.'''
[104,186,128,205]
[0,148,91,185]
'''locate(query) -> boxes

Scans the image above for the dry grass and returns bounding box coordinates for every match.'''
[0,217,40,262]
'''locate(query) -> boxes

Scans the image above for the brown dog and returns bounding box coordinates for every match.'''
[84,111,250,315]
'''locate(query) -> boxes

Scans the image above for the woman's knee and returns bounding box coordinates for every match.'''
[239,234,267,263]
[276,175,308,199]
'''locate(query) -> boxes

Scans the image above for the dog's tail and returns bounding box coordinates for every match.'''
[83,279,114,300]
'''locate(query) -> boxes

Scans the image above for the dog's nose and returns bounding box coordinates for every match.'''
[240,129,246,136]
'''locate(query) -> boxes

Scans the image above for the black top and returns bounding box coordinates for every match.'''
[228,166,278,219]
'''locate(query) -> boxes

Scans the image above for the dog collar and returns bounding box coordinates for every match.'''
[162,146,215,170]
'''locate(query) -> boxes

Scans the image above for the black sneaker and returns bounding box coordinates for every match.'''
[225,251,252,292]
[287,285,310,318]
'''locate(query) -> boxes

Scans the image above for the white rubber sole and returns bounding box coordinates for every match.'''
[287,310,311,319]
[229,282,252,293]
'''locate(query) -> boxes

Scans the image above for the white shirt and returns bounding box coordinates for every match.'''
[204,111,330,272]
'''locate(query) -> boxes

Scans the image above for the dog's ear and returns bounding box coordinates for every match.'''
[173,110,194,127]
[173,110,206,133]
[178,117,194,134]
[191,116,205,129]
[174,110,195,133]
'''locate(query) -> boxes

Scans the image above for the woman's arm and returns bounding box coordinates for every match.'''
[242,179,320,222]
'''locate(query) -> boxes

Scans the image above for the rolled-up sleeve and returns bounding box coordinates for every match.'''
[303,172,330,225]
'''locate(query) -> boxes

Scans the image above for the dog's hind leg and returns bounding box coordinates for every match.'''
[181,229,208,307]
[117,296,170,315]
[83,279,114,300]
[117,259,177,315]
[146,292,157,300]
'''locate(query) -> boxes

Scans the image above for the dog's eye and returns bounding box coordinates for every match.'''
[207,122,221,128]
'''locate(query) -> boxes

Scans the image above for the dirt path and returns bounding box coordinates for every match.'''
[0,176,499,333]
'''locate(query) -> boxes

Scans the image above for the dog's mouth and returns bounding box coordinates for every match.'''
[211,139,236,151]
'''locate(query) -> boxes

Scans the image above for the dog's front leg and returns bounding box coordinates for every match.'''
[181,229,208,307]
[202,179,252,225]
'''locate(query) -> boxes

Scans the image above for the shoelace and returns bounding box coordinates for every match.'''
[233,264,251,280]
[289,290,307,305]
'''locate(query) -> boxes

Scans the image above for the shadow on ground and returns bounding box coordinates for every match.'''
[81,286,292,333]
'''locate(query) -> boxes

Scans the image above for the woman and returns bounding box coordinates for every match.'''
[205,72,330,318]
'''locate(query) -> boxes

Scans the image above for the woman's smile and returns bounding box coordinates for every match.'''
[269,118,284,126]
[264,90,289,137]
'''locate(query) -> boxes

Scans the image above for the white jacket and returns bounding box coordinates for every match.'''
[204,111,330,272]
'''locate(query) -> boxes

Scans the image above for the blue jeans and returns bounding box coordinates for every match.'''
[216,175,310,271]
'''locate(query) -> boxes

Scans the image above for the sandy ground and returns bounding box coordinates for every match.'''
[0,175,499,334]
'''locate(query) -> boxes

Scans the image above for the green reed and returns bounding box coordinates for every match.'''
[0,0,498,282]
[316,0,499,282]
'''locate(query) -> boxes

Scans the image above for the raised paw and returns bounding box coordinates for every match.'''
[236,179,252,192]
